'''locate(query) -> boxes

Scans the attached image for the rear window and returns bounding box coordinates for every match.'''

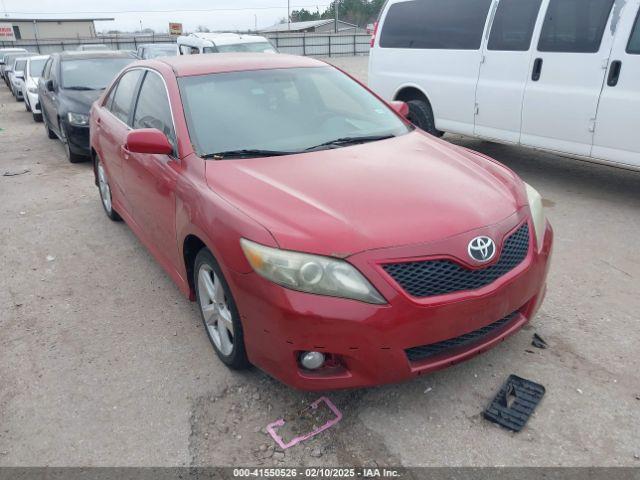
[379,0,493,50]
[488,0,543,51]
[537,0,615,53]
[628,8,640,54]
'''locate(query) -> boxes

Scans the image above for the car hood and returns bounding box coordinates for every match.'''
[205,131,527,257]
[59,88,104,114]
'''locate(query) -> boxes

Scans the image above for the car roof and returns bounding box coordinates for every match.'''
[150,52,327,77]
[178,32,270,47]
[139,43,175,48]
[56,51,136,60]
[27,55,50,61]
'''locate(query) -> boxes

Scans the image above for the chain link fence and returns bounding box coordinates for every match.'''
[1,32,371,56]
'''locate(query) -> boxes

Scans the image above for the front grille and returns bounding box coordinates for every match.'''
[383,223,530,298]
[405,311,519,362]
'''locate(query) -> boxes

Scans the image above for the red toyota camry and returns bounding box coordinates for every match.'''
[90,53,552,390]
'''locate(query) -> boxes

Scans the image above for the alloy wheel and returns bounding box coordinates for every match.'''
[97,161,112,213]
[197,264,234,356]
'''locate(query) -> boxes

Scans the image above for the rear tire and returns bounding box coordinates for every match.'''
[95,155,122,222]
[407,99,444,138]
[194,248,250,370]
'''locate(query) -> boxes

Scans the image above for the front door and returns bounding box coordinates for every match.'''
[520,0,616,156]
[474,0,544,143]
[123,70,180,271]
[592,0,640,167]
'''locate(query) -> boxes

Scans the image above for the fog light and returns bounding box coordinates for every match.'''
[300,351,325,370]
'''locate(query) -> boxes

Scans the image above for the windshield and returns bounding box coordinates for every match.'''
[148,45,177,58]
[61,58,135,90]
[14,60,26,72]
[1,50,26,62]
[29,58,47,77]
[179,66,410,158]
[215,42,276,53]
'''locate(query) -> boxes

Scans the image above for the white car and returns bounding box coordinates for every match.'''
[177,32,277,55]
[369,0,640,170]
[77,44,111,51]
[9,57,29,100]
[21,55,49,122]
[0,48,27,81]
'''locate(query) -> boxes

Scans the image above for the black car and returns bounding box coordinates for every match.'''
[38,51,136,163]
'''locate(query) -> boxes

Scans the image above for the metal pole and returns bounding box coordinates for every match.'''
[335,0,338,33]
[288,0,291,30]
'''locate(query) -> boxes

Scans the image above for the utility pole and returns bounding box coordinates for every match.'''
[1,0,8,18]
[254,14,257,32]
[288,0,291,30]
[335,0,339,33]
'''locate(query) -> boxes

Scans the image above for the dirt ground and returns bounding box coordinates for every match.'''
[1,56,639,468]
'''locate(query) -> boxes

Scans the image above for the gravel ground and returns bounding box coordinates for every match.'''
[1,56,639,468]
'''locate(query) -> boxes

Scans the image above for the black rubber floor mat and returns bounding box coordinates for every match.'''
[483,375,545,432]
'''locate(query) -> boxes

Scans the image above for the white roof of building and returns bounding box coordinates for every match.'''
[259,19,358,33]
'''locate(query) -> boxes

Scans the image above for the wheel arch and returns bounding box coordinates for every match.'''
[183,234,208,300]
[393,84,435,113]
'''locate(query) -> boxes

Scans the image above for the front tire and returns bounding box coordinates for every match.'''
[194,248,249,370]
[44,116,57,139]
[96,155,121,221]
[33,112,43,123]
[407,99,444,138]
[60,124,85,163]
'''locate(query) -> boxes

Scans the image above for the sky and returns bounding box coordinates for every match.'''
[0,0,334,32]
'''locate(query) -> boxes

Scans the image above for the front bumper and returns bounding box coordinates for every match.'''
[62,121,91,157]
[227,214,553,390]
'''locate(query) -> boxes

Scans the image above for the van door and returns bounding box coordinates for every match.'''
[520,0,616,156]
[371,0,493,136]
[474,0,544,143]
[592,1,640,167]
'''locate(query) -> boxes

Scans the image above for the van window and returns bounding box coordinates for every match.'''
[379,0,493,50]
[538,0,615,53]
[488,0,542,51]
[628,9,640,54]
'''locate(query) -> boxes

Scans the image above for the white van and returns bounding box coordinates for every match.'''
[177,33,277,55]
[369,0,640,170]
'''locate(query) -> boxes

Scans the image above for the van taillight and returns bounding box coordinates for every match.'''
[370,21,379,47]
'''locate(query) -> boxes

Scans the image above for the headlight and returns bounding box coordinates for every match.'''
[240,239,386,304]
[525,183,546,251]
[67,112,89,126]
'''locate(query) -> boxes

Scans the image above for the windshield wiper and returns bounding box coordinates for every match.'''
[64,86,100,91]
[305,134,396,151]
[202,149,297,160]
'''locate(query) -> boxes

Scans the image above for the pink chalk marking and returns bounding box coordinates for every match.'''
[266,396,342,450]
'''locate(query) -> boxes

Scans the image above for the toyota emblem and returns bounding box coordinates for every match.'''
[468,236,496,263]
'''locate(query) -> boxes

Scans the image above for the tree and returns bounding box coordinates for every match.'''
[196,25,210,32]
[291,8,321,22]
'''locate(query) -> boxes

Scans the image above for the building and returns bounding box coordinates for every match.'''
[1,18,114,40]
[259,19,364,34]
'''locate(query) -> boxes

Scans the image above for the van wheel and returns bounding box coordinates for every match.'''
[194,248,250,370]
[407,100,444,138]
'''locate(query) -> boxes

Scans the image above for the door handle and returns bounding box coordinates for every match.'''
[607,60,622,87]
[532,58,543,81]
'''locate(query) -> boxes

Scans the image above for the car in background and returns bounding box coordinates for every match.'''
[177,32,277,54]
[0,47,28,76]
[90,53,552,390]
[38,51,136,163]
[77,44,112,52]
[136,43,177,59]
[8,57,29,100]
[369,0,640,170]
[22,55,50,122]
[2,51,35,86]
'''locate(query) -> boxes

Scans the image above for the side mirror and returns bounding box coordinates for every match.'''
[389,100,409,119]
[126,129,174,155]
[46,79,55,92]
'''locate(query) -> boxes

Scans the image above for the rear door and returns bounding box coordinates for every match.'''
[520,0,616,156]
[474,0,544,143]
[372,0,493,136]
[592,0,640,167]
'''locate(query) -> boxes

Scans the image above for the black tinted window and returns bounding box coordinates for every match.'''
[110,69,142,125]
[628,9,640,54]
[538,0,614,53]
[380,0,493,50]
[488,0,542,51]
[133,72,176,149]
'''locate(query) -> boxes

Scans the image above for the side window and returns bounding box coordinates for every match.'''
[488,0,543,51]
[628,8,640,54]
[103,84,118,110]
[42,58,52,79]
[109,69,143,125]
[133,72,176,152]
[379,0,493,50]
[179,45,193,55]
[538,0,615,53]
